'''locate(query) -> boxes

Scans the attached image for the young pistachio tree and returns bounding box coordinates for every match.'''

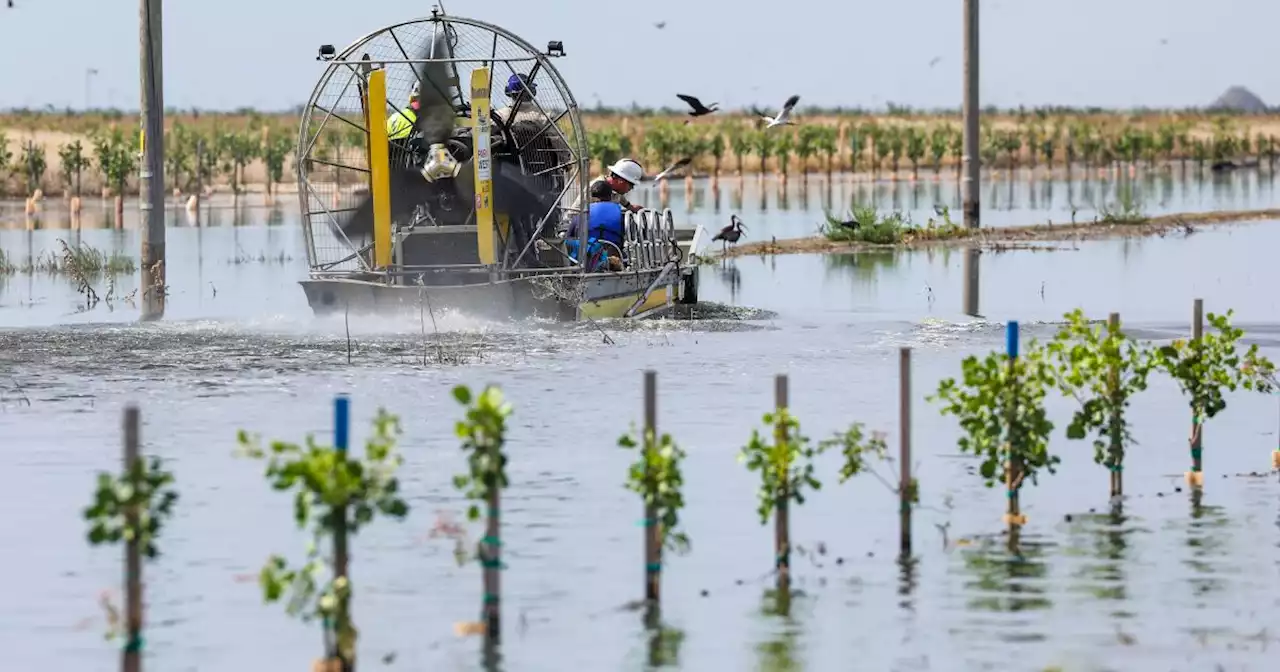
[57,140,90,197]
[619,421,690,608]
[740,407,886,582]
[1040,310,1155,496]
[84,456,179,558]
[931,342,1058,524]
[451,384,512,643]
[1152,309,1276,481]
[83,451,179,652]
[237,409,409,669]
[618,425,690,554]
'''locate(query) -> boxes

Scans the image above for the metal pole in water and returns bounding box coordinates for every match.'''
[962,0,980,229]
[139,0,166,320]
[962,247,980,317]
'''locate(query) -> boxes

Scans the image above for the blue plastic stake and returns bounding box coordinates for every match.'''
[334,395,350,454]
[1006,321,1020,359]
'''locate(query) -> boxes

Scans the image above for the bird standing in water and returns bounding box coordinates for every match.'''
[713,214,746,253]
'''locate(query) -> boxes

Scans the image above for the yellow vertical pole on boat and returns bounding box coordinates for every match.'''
[471,67,496,265]
[367,68,393,268]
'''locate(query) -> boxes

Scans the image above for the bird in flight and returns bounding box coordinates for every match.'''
[760,95,800,129]
[713,215,746,253]
[650,157,693,183]
[654,21,667,29]
[928,56,942,68]
[676,94,718,117]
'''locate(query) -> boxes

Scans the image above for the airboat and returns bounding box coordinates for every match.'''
[293,8,700,321]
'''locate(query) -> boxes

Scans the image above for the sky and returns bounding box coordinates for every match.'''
[0,0,1277,112]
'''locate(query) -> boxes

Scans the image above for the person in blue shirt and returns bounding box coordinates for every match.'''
[565,201,627,271]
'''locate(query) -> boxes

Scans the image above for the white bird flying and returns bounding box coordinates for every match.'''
[760,95,800,129]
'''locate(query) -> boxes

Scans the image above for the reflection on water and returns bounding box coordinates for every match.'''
[755,589,805,672]
[1182,497,1231,600]
[956,535,1054,623]
[713,259,742,305]
[897,554,920,611]
[1063,504,1137,610]
[643,606,685,670]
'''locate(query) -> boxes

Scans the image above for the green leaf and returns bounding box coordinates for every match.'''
[452,385,472,405]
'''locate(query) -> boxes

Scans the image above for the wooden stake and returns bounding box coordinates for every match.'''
[482,431,502,647]
[643,370,660,607]
[1189,298,1204,486]
[1108,312,1123,498]
[122,406,142,672]
[899,348,912,557]
[332,396,352,672]
[774,374,790,592]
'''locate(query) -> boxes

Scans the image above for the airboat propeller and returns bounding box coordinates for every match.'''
[332,20,568,245]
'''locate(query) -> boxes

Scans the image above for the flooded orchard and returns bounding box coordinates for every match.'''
[3,175,1280,672]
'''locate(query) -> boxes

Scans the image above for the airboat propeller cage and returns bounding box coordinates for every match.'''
[295,11,591,276]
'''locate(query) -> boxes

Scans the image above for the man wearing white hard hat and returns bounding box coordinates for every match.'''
[569,157,644,214]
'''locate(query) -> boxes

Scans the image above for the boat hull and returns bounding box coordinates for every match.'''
[300,266,694,321]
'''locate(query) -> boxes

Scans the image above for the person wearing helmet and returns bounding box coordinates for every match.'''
[569,158,644,214]
[494,73,549,126]
[387,81,421,141]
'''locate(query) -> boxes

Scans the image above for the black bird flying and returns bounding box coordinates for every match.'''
[650,156,693,183]
[676,94,719,117]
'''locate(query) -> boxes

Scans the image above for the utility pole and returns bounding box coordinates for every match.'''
[962,0,980,229]
[139,0,166,320]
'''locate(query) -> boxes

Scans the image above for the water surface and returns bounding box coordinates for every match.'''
[2,188,1280,672]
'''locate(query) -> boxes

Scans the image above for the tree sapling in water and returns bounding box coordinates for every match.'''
[1151,308,1276,485]
[1040,310,1155,496]
[237,409,409,671]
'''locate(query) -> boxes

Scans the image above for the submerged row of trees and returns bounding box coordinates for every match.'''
[4,111,1276,200]
[589,115,1280,180]
[80,303,1273,670]
[0,123,297,199]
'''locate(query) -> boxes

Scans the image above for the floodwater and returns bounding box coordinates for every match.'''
[3,178,1280,672]
[633,167,1280,239]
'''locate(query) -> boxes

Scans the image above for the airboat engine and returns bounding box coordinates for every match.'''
[295,10,589,286]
